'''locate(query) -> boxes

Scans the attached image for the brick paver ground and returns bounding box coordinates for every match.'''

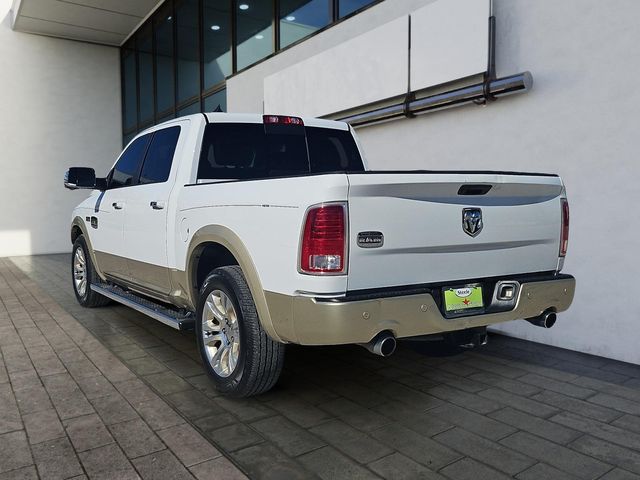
[1,254,640,479]
[0,257,246,480]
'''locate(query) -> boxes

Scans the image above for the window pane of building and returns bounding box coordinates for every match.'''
[280,0,330,48]
[155,2,175,115]
[203,1,231,89]
[236,0,274,71]
[204,89,227,112]
[158,112,175,124]
[138,24,154,123]
[123,132,136,148]
[178,101,201,117]
[122,45,137,131]
[339,0,375,18]
[176,0,200,103]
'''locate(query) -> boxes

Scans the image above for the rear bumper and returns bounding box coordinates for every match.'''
[265,274,575,345]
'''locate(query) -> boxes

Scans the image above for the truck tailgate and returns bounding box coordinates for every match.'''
[346,172,564,291]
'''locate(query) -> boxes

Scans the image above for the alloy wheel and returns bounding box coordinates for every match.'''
[202,289,241,377]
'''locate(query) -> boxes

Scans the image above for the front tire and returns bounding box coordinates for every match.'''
[196,266,285,397]
[71,236,110,308]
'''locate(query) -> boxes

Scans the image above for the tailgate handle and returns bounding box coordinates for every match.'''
[458,184,492,196]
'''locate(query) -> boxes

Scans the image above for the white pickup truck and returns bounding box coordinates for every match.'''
[65,113,575,397]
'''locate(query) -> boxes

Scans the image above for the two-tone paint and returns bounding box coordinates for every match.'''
[71,113,575,346]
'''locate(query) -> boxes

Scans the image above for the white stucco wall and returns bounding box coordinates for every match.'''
[358,0,640,365]
[0,0,121,257]
[228,0,640,364]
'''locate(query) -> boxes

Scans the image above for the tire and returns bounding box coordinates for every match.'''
[196,266,285,397]
[71,235,110,308]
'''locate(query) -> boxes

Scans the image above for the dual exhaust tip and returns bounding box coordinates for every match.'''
[361,310,557,357]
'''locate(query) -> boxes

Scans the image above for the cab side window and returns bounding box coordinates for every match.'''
[139,126,181,184]
[110,134,152,188]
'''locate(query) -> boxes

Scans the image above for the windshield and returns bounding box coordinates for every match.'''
[197,123,364,181]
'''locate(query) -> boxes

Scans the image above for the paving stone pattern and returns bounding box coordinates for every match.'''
[1,254,640,479]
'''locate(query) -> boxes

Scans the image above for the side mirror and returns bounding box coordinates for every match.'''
[64,167,105,190]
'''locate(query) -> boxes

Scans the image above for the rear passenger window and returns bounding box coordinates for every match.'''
[139,126,181,184]
[110,134,152,188]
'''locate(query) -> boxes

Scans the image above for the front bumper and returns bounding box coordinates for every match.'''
[265,274,575,345]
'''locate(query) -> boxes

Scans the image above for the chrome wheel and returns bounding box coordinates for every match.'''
[202,289,240,378]
[73,247,87,297]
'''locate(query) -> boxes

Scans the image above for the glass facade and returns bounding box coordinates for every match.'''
[280,0,331,48]
[203,2,232,89]
[121,0,381,142]
[154,3,175,116]
[137,24,154,125]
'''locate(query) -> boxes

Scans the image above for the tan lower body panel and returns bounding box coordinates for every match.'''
[93,251,192,308]
[94,251,126,281]
[265,276,576,345]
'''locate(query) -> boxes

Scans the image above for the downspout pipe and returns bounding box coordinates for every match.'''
[339,71,533,128]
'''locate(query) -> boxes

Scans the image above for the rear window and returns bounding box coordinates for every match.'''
[197,123,364,181]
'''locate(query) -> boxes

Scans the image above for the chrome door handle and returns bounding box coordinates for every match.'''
[150,201,165,210]
[112,202,124,210]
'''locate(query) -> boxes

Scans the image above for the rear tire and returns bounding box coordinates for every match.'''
[71,235,110,308]
[196,266,285,397]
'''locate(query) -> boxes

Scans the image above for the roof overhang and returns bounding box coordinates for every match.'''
[10,0,162,46]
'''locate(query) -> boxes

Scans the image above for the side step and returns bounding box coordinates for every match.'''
[92,283,195,331]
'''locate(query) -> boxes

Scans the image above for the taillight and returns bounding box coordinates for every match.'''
[263,115,304,126]
[560,198,569,257]
[300,204,347,275]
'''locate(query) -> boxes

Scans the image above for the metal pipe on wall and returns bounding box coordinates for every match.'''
[339,71,533,127]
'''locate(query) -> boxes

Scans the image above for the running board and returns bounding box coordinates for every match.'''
[92,283,195,331]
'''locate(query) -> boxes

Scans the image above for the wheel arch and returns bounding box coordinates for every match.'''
[185,225,283,343]
[70,216,105,280]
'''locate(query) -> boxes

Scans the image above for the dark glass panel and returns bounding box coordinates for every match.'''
[110,134,152,188]
[203,1,231,88]
[123,132,136,149]
[140,127,181,184]
[122,45,137,131]
[339,0,375,18]
[137,23,154,123]
[154,2,175,114]
[279,0,330,48]
[306,126,364,172]
[204,89,227,112]
[197,123,307,180]
[197,123,364,180]
[158,112,176,124]
[176,0,200,103]
[177,101,201,117]
[236,0,274,70]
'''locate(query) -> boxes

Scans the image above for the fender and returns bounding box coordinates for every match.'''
[71,216,106,281]
[184,225,283,343]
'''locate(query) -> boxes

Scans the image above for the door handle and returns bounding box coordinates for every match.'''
[112,202,124,210]
[150,201,165,210]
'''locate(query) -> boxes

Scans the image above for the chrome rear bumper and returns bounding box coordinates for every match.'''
[265,275,575,345]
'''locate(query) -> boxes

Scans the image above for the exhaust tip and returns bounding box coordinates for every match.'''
[527,310,557,329]
[378,336,397,357]
[543,312,557,328]
[360,332,397,357]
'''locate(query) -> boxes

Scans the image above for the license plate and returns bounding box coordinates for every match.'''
[443,285,484,313]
